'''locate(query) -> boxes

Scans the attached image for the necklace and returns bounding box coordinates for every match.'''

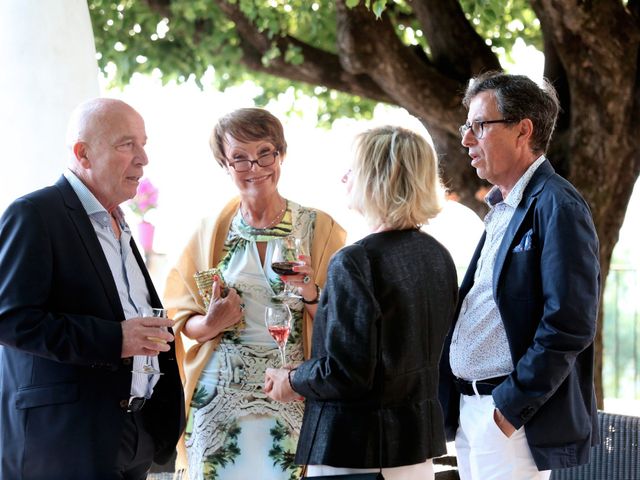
[241,199,287,229]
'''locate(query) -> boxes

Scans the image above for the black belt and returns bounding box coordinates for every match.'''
[454,376,507,396]
[127,396,146,413]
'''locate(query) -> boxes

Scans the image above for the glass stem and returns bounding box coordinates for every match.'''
[280,346,286,367]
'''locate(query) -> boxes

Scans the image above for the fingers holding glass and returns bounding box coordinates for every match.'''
[132,307,172,375]
[286,254,316,299]
[270,236,304,299]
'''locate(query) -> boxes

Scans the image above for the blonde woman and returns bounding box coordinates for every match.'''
[265,126,459,480]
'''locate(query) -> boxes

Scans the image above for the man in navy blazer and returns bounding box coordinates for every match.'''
[439,73,600,479]
[0,98,184,479]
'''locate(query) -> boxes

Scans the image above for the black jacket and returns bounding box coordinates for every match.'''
[0,176,185,480]
[293,229,458,468]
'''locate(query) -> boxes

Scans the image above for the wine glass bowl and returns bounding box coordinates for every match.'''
[264,303,292,367]
[132,307,167,376]
[270,236,304,299]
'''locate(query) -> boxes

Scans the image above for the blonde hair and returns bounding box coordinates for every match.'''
[350,126,443,229]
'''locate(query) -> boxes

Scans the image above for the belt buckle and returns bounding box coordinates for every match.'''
[127,396,146,413]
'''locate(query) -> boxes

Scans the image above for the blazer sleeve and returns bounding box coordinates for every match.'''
[493,197,600,429]
[292,245,382,400]
[0,198,122,365]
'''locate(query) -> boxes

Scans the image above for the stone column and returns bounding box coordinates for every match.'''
[0,0,99,212]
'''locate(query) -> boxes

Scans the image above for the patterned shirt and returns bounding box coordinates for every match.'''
[449,155,546,381]
[64,170,158,398]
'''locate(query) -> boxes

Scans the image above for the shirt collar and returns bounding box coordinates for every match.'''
[485,155,546,208]
[63,169,127,230]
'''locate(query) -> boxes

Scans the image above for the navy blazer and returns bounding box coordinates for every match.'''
[293,230,458,468]
[439,160,600,471]
[0,177,184,480]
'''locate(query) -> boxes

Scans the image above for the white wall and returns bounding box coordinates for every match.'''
[0,0,99,213]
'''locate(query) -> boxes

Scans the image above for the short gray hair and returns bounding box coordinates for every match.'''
[463,72,560,153]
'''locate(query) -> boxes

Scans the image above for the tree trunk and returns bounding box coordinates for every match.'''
[530,0,640,409]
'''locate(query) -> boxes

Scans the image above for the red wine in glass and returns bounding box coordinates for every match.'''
[270,236,304,299]
[271,261,304,276]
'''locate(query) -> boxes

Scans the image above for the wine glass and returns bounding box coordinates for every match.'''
[131,307,167,376]
[270,236,304,299]
[265,303,292,367]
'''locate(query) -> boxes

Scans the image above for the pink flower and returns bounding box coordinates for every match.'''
[129,178,158,219]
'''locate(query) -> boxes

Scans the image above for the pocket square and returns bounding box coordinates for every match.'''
[512,229,534,252]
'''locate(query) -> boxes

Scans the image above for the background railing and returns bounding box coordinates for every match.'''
[603,265,640,401]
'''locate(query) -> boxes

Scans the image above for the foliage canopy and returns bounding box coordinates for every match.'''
[90,0,541,125]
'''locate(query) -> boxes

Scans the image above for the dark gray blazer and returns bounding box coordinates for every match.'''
[0,177,185,480]
[292,229,458,468]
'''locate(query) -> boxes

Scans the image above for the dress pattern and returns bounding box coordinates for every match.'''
[184,201,314,480]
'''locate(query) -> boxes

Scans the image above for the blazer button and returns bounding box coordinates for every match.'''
[520,406,534,420]
[122,358,132,366]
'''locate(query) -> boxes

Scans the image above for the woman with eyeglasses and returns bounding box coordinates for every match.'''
[164,108,346,479]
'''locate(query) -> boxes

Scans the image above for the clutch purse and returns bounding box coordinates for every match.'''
[193,268,244,331]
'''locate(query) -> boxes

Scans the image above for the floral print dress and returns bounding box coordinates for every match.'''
[184,201,314,480]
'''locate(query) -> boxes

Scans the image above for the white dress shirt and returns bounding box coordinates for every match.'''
[64,170,159,398]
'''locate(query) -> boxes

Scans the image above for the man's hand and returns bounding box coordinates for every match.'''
[494,408,516,438]
[121,316,174,358]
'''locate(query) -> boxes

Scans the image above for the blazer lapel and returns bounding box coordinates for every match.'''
[492,161,555,300]
[56,176,125,320]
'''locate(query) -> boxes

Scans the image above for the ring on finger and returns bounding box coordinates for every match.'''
[303,275,311,284]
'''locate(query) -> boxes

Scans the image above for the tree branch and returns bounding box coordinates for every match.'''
[335,0,465,132]
[212,0,394,104]
[412,0,501,82]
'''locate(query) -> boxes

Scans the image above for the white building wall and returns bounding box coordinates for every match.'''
[0,0,99,213]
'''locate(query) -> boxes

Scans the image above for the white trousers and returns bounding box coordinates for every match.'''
[455,394,551,480]
[306,458,434,480]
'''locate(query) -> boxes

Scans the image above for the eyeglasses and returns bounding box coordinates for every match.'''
[226,150,279,172]
[459,119,515,139]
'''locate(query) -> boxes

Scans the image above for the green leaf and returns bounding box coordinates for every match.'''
[372,0,387,18]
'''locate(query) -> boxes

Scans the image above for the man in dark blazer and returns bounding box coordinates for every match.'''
[439,73,600,479]
[0,98,184,479]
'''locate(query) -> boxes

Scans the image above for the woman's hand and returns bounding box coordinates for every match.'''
[264,367,304,403]
[282,254,318,303]
[183,276,244,342]
[205,277,244,330]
